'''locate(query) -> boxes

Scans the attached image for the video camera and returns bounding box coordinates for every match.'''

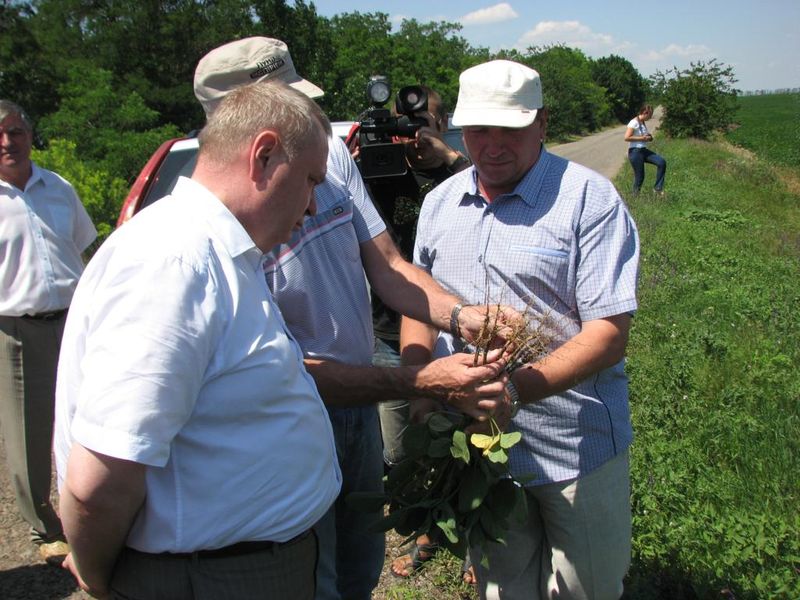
[355,76,429,179]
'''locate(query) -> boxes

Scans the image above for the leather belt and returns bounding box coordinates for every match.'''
[129,530,311,560]
[21,309,68,321]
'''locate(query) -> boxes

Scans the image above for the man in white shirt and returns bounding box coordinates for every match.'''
[54,81,341,600]
[0,99,97,565]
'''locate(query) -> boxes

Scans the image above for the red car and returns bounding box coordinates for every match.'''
[117,122,465,226]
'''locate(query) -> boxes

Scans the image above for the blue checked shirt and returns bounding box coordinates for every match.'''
[414,148,640,484]
[263,136,386,366]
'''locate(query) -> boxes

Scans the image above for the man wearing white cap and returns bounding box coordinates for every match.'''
[402,60,640,599]
[194,38,513,600]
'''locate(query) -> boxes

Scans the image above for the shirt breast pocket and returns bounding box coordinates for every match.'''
[507,244,571,301]
[43,202,74,240]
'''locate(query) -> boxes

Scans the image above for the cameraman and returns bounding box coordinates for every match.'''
[360,86,470,466]
[362,86,472,580]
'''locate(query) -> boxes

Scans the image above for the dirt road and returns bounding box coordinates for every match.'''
[0,109,661,599]
[549,107,662,179]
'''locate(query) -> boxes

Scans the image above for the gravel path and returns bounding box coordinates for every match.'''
[0,110,661,598]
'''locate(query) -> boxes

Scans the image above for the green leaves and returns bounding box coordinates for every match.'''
[347,411,528,563]
[450,430,471,463]
[468,417,522,464]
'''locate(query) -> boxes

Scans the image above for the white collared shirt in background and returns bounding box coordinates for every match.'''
[0,163,96,315]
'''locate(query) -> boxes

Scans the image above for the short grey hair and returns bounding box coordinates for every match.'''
[0,100,33,131]
[198,80,331,163]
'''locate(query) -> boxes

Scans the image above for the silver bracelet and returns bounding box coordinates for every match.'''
[449,302,463,339]
[506,380,521,417]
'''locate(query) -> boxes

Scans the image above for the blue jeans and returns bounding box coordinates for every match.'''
[628,147,666,193]
[372,337,410,466]
[313,405,385,600]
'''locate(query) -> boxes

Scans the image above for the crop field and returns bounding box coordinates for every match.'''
[375,97,800,599]
[726,93,800,174]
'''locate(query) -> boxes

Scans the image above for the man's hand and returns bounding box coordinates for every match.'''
[63,552,109,599]
[465,383,515,436]
[414,349,508,420]
[456,304,526,349]
[409,125,457,164]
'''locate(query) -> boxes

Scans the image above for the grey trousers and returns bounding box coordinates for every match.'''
[0,313,65,541]
[110,531,318,600]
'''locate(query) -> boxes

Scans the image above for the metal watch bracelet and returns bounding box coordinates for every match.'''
[450,302,463,339]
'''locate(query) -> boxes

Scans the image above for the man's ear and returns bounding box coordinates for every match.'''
[250,129,280,182]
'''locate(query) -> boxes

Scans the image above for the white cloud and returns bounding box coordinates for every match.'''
[461,3,519,26]
[640,43,714,63]
[515,20,630,55]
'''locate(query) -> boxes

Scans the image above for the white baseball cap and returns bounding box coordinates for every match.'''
[194,37,324,116]
[451,60,543,129]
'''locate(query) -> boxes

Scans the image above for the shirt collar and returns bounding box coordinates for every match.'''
[0,161,42,193]
[26,162,45,190]
[172,176,263,269]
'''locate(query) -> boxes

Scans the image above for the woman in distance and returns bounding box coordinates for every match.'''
[625,104,666,195]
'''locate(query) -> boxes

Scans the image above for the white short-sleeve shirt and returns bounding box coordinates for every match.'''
[0,163,97,315]
[54,177,341,552]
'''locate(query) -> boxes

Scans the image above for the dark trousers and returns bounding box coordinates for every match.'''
[628,147,667,192]
[0,313,65,541]
[110,531,318,600]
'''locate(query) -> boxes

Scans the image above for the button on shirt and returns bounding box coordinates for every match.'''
[54,177,341,552]
[414,149,640,484]
[263,136,386,366]
[0,163,97,315]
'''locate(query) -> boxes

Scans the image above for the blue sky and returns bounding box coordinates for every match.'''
[313,1,800,91]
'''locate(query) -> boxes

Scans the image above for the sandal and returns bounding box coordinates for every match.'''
[462,554,478,587]
[391,542,439,577]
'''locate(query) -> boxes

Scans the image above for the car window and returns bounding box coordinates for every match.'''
[443,128,466,158]
[142,145,198,210]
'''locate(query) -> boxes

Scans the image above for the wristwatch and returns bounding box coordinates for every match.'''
[446,154,470,174]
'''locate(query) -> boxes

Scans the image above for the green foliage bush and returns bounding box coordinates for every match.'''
[591,54,649,123]
[651,59,739,139]
[500,45,613,140]
[37,64,181,184]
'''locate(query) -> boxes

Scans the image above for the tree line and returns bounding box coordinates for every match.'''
[1,0,737,236]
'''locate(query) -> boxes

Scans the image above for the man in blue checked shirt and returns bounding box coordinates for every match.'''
[402,60,640,600]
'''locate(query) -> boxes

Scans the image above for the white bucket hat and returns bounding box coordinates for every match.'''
[451,60,543,129]
[194,37,324,116]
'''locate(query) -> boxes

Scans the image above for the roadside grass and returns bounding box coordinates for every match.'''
[616,132,799,598]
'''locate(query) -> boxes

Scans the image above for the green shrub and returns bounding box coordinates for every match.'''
[651,59,739,139]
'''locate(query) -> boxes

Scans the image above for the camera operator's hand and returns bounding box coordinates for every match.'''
[412,125,461,167]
